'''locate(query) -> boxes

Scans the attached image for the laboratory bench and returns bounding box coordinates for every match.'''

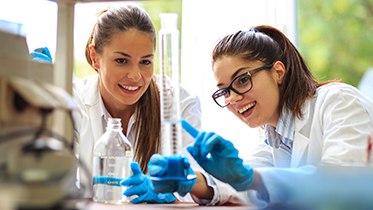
[84,201,254,210]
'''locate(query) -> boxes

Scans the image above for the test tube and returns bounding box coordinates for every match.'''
[159,13,182,156]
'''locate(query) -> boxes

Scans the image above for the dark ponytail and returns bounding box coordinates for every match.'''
[253,25,318,118]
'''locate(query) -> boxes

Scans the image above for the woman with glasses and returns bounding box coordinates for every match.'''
[147,25,373,208]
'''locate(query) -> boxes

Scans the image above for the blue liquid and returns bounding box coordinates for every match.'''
[92,155,132,204]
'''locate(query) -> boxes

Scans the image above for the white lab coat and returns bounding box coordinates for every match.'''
[72,74,202,198]
[205,82,373,208]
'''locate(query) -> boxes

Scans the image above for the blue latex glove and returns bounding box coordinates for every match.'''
[181,119,254,191]
[30,47,52,63]
[148,154,196,197]
[120,162,176,204]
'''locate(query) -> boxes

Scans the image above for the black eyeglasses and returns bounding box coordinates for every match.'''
[212,64,274,108]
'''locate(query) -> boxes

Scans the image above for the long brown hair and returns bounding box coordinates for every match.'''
[212,25,337,119]
[85,5,160,174]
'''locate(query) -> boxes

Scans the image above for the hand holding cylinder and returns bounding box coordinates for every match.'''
[148,154,196,197]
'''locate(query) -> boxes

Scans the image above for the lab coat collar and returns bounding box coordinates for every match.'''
[97,85,112,132]
[294,98,311,132]
[81,74,100,107]
[291,98,311,167]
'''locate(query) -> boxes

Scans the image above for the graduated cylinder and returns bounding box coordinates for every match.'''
[159,13,182,156]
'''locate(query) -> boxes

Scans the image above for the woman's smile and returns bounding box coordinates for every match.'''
[118,84,142,95]
[238,101,256,114]
[118,84,140,91]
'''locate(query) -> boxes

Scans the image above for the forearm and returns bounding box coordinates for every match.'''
[250,169,268,195]
[189,171,214,199]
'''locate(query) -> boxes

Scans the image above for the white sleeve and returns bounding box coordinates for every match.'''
[190,171,251,206]
[317,85,373,164]
[179,84,202,147]
[250,165,317,209]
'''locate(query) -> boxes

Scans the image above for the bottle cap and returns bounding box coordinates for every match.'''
[159,13,178,30]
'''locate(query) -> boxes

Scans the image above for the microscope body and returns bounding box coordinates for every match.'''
[0,23,79,209]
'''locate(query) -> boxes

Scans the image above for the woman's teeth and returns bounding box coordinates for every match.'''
[119,84,139,91]
[239,102,256,114]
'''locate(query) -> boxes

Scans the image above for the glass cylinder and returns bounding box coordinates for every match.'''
[159,13,182,157]
[92,118,133,204]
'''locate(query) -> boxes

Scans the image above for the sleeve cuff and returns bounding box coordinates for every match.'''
[190,171,220,206]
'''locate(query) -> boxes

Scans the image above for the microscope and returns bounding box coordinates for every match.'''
[0,20,82,210]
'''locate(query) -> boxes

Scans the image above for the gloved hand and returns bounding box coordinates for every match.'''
[148,154,196,196]
[120,162,175,204]
[181,119,254,191]
[30,47,52,63]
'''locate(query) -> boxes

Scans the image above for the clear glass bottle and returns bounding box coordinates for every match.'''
[92,118,133,204]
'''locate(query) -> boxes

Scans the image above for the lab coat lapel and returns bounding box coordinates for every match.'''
[79,102,102,192]
[291,99,311,167]
[83,74,104,145]
[88,105,104,145]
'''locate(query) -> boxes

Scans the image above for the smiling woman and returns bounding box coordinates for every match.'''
[147,25,373,209]
[88,28,155,110]
[72,5,202,203]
